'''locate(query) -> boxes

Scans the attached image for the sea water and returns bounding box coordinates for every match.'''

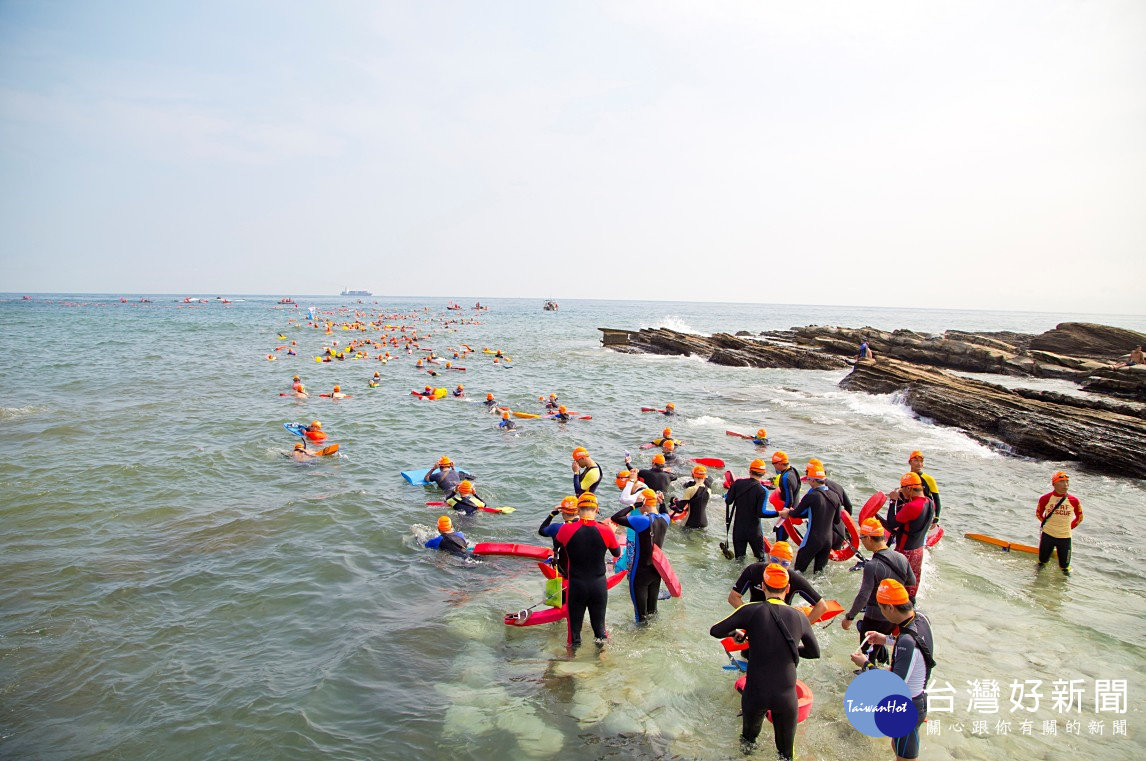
[1,295,1144,761]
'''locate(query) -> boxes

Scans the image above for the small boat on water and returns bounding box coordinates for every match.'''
[279,297,295,304]
[447,303,463,310]
[473,302,488,311]
[340,288,372,296]
[543,300,559,311]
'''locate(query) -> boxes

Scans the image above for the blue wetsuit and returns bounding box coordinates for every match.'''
[610,507,669,623]
[425,531,468,556]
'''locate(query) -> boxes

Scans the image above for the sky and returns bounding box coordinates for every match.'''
[1,0,1144,312]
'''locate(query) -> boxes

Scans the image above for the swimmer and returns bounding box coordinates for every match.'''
[553,405,572,422]
[499,410,516,430]
[554,493,621,648]
[890,451,941,523]
[662,402,676,416]
[709,564,820,760]
[368,372,381,388]
[426,456,469,493]
[629,453,678,511]
[723,459,777,561]
[482,392,498,411]
[424,515,469,556]
[885,473,934,599]
[660,440,680,465]
[669,464,712,528]
[770,452,802,541]
[752,428,768,446]
[329,384,350,399]
[728,541,829,624]
[445,480,487,515]
[538,496,581,589]
[571,447,602,496]
[649,427,680,448]
[842,518,916,666]
[610,489,670,623]
[452,384,464,398]
[779,466,842,574]
[849,580,934,761]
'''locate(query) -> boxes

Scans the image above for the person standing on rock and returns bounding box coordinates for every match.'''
[1037,471,1083,576]
[855,339,874,362]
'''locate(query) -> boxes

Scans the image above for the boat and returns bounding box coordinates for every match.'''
[279,297,295,304]
[543,300,559,311]
[472,302,488,311]
[340,288,372,297]
[446,303,463,310]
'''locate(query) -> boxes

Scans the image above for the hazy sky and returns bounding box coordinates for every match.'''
[2,1,1144,311]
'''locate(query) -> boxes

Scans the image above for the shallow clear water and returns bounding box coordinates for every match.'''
[2,295,1143,760]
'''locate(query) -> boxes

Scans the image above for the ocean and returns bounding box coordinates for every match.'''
[2,295,1143,761]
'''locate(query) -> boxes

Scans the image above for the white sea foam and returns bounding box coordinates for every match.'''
[0,406,48,420]
[690,415,727,427]
[637,316,706,335]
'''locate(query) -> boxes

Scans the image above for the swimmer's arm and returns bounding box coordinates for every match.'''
[709,604,752,639]
[797,615,820,659]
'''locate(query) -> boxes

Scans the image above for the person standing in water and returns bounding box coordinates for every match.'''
[610,489,670,624]
[1037,471,1083,575]
[724,459,776,561]
[555,493,621,648]
[571,446,602,496]
[670,464,712,528]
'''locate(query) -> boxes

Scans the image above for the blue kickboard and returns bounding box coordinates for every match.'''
[402,467,470,485]
[284,423,306,437]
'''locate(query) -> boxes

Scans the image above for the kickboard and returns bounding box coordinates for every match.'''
[472,543,553,561]
[965,533,1038,554]
[651,545,682,597]
[690,457,725,468]
[401,466,470,485]
[284,423,306,437]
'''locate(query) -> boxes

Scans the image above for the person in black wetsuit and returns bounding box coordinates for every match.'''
[723,459,778,561]
[424,515,469,556]
[632,453,678,508]
[727,541,829,624]
[482,393,499,412]
[850,580,934,761]
[670,464,712,528]
[611,490,670,624]
[709,564,820,760]
[445,480,486,515]
[538,496,580,581]
[781,466,842,574]
[771,451,802,541]
[571,447,602,496]
[555,493,621,648]
[841,517,917,666]
[498,410,516,430]
[659,440,680,466]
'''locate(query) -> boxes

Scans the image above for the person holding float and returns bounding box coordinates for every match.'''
[1037,471,1083,575]
[610,489,670,624]
[849,579,935,761]
[727,541,829,625]
[723,459,776,561]
[709,564,820,760]
[555,493,621,648]
[779,466,842,574]
[842,518,917,665]
[885,473,934,600]
[445,481,486,515]
[670,464,712,528]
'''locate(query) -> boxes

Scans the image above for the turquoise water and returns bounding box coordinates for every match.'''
[2,295,1144,761]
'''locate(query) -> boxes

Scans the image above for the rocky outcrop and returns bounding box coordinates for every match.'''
[1028,322,1146,361]
[1079,366,1146,402]
[840,358,1146,479]
[598,328,848,370]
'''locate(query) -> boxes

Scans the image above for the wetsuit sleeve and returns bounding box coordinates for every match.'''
[891,633,917,681]
[731,565,757,596]
[610,506,633,527]
[709,602,754,638]
[790,492,814,520]
[597,524,620,554]
[796,613,820,660]
[425,536,443,549]
[788,572,822,605]
[1069,496,1083,528]
[847,565,877,619]
[540,523,561,538]
[1035,493,1051,522]
[759,486,778,519]
[620,482,641,506]
[539,512,556,537]
[840,488,853,514]
[894,497,923,523]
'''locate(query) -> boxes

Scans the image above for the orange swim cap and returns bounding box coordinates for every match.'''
[577,492,598,509]
[692,464,707,479]
[666,402,675,410]
[640,488,658,504]
[560,496,579,515]
[457,384,464,390]
[294,443,304,451]
[438,456,452,467]
[311,420,322,429]
[663,440,675,451]
[908,450,924,462]
[652,453,666,466]
[559,405,567,413]
[771,451,788,464]
[807,467,826,480]
[486,393,494,401]
[457,480,474,496]
[860,518,886,538]
[333,385,340,392]
[615,470,631,489]
[807,458,823,469]
[749,458,768,474]
[572,447,589,461]
[1051,471,1069,484]
[763,563,790,590]
[769,541,794,562]
[756,428,767,439]
[662,428,672,437]
[876,579,910,606]
[437,515,453,532]
[900,472,922,488]
[501,411,510,419]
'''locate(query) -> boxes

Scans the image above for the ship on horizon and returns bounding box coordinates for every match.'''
[340,287,373,297]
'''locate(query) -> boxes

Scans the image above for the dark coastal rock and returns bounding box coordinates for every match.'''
[840,358,1146,479]
[1028,322,1146,360]
[1079,366,1146,402]
[598,328,848,370]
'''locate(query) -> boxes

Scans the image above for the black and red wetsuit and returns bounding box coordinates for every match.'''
[555,520,621,647]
